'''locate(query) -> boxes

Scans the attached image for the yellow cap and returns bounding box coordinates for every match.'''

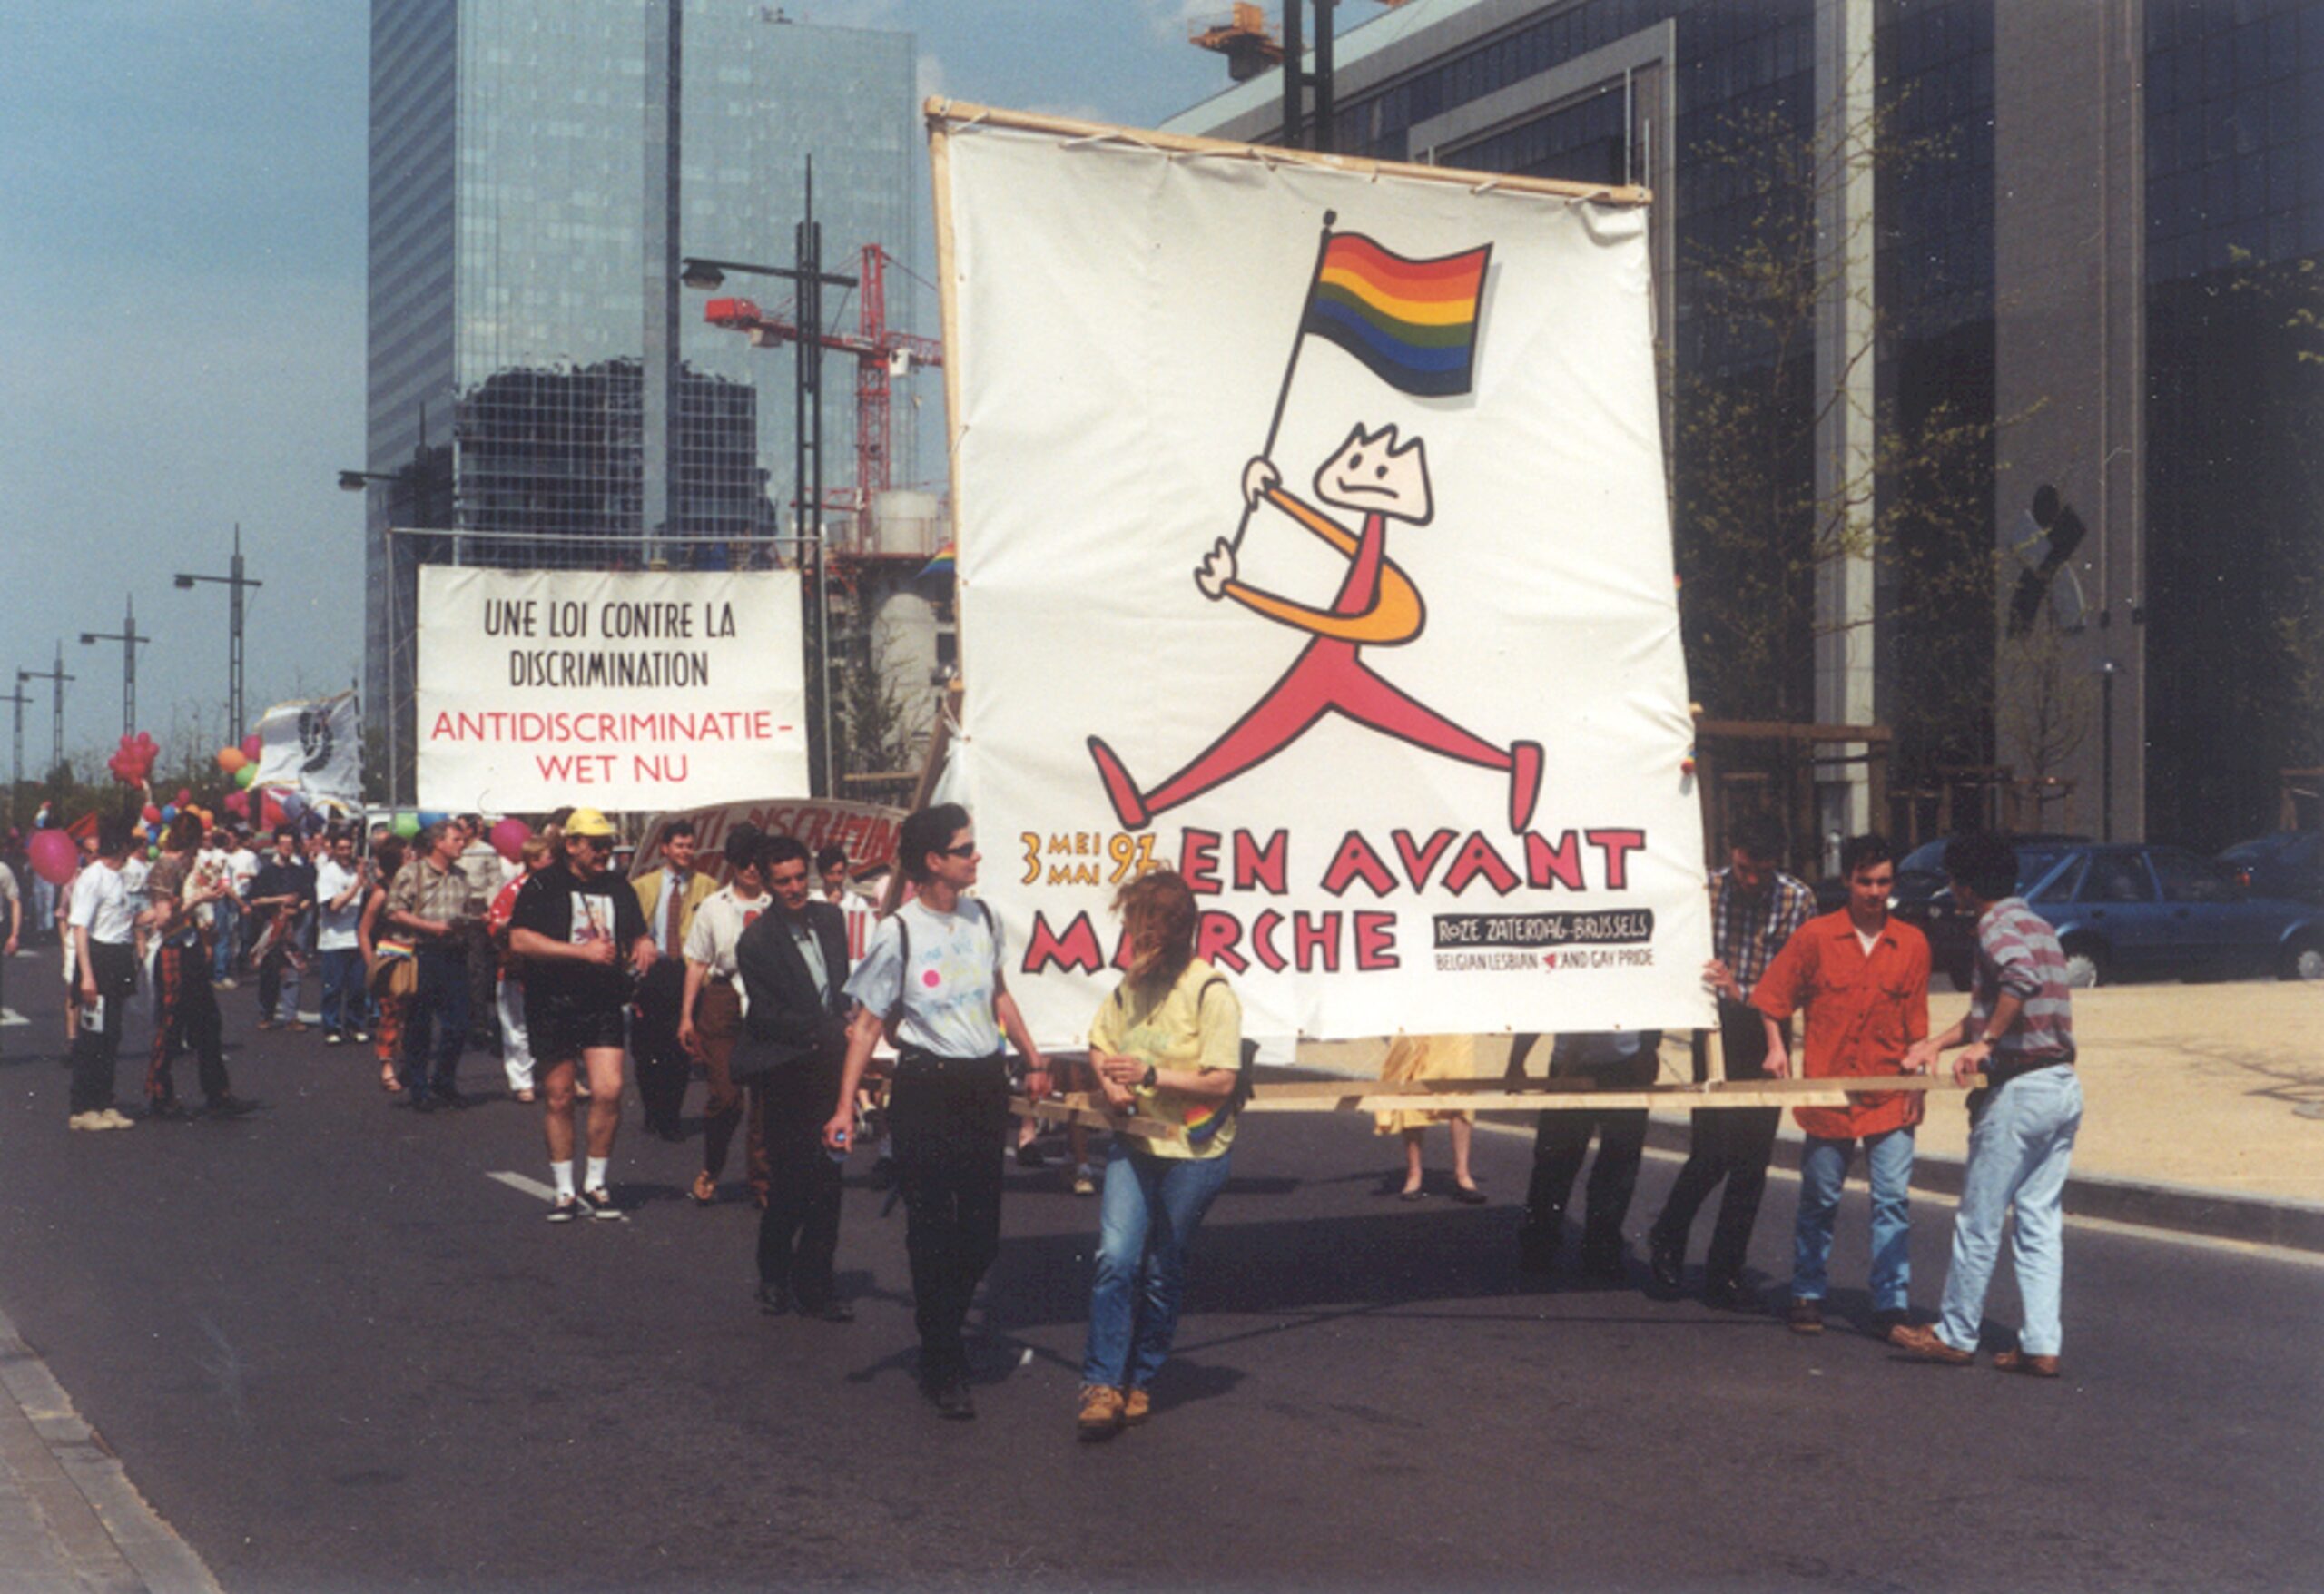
[566,807,615,838]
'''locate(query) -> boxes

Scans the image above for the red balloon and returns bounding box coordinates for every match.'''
[142,804,162,823]
[175,788,192,805]
[26,830,76,886]
[488,817,532,863]
[241,733,262,761]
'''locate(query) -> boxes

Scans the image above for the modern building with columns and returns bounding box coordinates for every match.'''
[1170,0,2321,856]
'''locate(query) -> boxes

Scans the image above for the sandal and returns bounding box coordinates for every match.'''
[380,1067,402,1093]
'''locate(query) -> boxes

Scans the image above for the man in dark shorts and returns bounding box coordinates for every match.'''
[507,808,655,1222]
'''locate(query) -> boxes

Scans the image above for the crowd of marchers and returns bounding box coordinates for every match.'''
[0,801,2083,1433]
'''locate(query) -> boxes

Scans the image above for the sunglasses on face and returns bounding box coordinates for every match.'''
[940,842,977,858]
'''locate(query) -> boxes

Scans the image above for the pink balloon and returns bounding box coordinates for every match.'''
[241,733,261,761]
[26,830,76,886]
[488,817,531,863]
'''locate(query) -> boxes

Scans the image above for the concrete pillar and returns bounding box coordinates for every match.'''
[1813,0,1878,856]
[1994,0,2145,841]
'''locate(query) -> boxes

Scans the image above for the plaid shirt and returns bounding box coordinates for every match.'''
[1708,866,1815,1001]
[1969,897,2076,1071]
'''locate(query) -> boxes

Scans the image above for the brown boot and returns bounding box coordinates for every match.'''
[1991,1347,2061,1378]
[1891,1323,1975,1365]
[1077,1384,1125,1441]
[1122,1387,1152,1426]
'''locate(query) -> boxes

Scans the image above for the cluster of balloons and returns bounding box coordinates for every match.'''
[106,731,161,787]
[216,733,264,790]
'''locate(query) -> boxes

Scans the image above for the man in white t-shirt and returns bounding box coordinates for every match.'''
[315,830,370,1044]
[68,818,141,1131]
[822,803,1052,1419]
[222,831,261,986]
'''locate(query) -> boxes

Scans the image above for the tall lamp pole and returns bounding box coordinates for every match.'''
[173,525,263,745]
[681,166,860,800]
[2,683,31,808]
[79,594,152,737]
[18,645,74,779]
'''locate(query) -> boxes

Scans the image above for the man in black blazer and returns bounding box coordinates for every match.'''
[734,835,855,1321]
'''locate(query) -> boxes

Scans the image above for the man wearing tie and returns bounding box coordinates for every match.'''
[734,835,855,1322]
[631,819,718,1140]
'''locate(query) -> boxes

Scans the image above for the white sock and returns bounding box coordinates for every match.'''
[551,1162,576,1199]
[586,1156,609,1191]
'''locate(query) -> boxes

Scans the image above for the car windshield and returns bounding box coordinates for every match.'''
[2016,847,2071,892]
[1899,840,1950,876]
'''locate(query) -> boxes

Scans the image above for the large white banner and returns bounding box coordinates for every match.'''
[941,115,1716,1047]
[417,567,806,812]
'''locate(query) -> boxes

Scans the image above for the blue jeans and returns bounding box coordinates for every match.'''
[1936,1068,2082,1357]
[210,899,240,982]
[319,948,363,1037]
[1081,1146,1233,1392]
[1792,1127,1915,1312]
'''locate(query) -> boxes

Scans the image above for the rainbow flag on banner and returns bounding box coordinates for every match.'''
[1299,231,1492,398]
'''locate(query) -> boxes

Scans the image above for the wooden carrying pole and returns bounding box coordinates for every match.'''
[925,99,1654,210]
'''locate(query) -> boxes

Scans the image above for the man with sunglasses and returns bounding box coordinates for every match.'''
[508,808,655,1222]
[822,803,1052,1418]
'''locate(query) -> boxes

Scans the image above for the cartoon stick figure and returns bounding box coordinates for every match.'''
[1088,421,1543,833]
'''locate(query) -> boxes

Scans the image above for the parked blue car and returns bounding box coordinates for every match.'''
[1948,843,2324,988]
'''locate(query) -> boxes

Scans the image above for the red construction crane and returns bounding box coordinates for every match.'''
[704,243,942,549]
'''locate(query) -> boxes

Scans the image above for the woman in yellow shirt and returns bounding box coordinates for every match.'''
[1078,869,1243,1441]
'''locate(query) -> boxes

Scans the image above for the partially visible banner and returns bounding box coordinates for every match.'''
[938,111,1717,1048]
[632,796,906,961]
[417,567,806,812]
[252,689,362,805]
[632,797,904,880]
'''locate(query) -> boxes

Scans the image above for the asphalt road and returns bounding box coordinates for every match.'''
[1,955,2319,1593]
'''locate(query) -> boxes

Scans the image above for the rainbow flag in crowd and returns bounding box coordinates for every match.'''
[917,541,956,582]
[1299,231,1492,398]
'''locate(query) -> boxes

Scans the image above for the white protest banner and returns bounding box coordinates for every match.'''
[934,105,1716,1047]
[251,689,362,807]
[417,567,806,812]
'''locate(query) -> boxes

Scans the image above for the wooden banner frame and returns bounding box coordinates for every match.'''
[929,104,1952,1143]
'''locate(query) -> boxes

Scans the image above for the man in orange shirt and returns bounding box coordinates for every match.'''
[1751,834,1930,1338]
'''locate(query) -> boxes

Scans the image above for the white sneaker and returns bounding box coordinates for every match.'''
[67,1111,104,1132]
[99,1108,136,1129]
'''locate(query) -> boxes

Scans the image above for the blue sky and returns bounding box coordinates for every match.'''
[0,1,1293,774]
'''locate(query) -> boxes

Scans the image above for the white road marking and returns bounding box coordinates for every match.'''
[487,1170,556,1201]
[1472,1119,2324,1267]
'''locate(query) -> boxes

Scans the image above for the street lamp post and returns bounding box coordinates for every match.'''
[2,684,31,807]
[79,594,152,738]
[18,644,74,779]
[681,165,860,800]
[173,524,263,747]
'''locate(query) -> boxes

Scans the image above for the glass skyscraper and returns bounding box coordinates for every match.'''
[364,0,917,799]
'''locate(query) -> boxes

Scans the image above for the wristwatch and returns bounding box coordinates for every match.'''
[1141,1064,1157,1089]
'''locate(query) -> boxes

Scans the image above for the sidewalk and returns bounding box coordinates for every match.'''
[0,1303,222,1594]
[1299,978,2324,1250]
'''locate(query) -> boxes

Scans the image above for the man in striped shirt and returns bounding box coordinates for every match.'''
[1893,831,2082,1377]
[1649,814,1816,1307]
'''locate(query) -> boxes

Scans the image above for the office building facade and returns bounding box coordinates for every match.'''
[364,0,918,798]
[1171,0,2322,852]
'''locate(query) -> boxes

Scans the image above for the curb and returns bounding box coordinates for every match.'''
[1254,1067,2324,1256]
[0,1303,223,1594]
[1637,1117,2324,1255]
